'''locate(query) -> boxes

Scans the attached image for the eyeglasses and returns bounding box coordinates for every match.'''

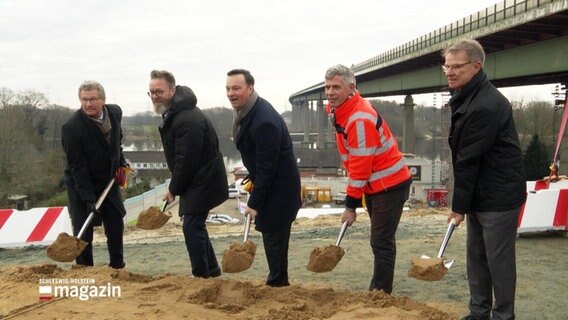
[147,90,165,97]
[442,61,473,73]
[80,97,100,104]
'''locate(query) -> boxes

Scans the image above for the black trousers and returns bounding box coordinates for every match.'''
[365,183,410,293]
[261,223,292,287]
[466,207,521,320]
[73,199,125,269]
[182,212,221,278]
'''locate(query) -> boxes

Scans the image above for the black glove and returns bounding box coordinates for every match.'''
[86,202,99,215]
[86,201,103,227]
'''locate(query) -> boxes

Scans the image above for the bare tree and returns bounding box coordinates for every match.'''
[14,90,48,108]
[0,105,39,204]
[524,101,554,148]
[0,87,15,108]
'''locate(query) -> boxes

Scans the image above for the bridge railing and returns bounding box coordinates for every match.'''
[352,0,556,73]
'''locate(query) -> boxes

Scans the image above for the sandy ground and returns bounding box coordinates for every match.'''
[0,199,566,319]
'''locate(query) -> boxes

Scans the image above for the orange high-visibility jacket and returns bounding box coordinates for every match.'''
[327,94,411,204]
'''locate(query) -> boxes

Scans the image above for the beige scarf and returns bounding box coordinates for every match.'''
[232,91,258,142]
[90,107,112,145]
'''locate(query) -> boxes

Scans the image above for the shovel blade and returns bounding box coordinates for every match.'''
[420,255,453,269]
[47,232,88,262]
[307,245,345,273]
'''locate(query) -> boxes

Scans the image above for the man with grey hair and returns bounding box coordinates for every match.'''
[61,80,128,268]
[443,39,526,320]
[149,70,227,278]
[324,64,412,294]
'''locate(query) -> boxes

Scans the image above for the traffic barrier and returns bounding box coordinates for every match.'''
[0,179,173,248]
[0,207,72,248]
[518,180,568,233]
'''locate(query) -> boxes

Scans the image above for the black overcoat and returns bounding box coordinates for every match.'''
[61,104,126,227]
[159,86,228,215]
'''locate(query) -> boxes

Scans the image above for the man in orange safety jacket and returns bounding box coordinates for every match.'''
[324,64,412,294]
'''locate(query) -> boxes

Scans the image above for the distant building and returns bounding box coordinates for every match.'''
[8,195,28,210]
[123,151,168,171]
[403,154,448,206]
[123,151,169,186]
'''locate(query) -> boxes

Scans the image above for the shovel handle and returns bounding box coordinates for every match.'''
[160,199,169,212]
[243,213,252,242]
[77,179,115,240]
[437,218,456,258]
[335,221,349,246]
[77,212,95,240]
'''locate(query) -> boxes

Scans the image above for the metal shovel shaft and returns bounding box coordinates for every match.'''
[243,213,252,242]
[77,179,115,240]
[335,221,349,246]
[437,218,456,258]
[160,199,169,212]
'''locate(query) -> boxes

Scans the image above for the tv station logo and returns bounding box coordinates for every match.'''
[38,278,121,301]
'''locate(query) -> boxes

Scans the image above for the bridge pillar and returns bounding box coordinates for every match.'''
[291,101,301,131]
[317,98,326,149]
[401,94,415,154]
[303,99,310,143]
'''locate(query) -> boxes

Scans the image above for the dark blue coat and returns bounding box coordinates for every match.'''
[236,97,301,233]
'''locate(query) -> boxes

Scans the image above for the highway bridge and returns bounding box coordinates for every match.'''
[288,0,568,155]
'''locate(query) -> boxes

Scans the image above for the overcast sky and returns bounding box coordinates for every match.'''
[0,0,558,115]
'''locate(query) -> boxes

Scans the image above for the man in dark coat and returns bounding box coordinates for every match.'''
[226,69,301,287]
[61,80,128,269]
[444,39,526,320]
[149,70,227,278]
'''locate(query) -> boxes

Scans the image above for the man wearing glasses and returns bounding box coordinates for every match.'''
[61,81,128,269]
[443,39,526,320]
[149,70,228,278]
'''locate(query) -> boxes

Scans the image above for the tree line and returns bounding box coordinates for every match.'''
[0,86,562,208]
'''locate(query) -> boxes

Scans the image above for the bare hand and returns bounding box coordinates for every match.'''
[341,209,357,226]
[447,211,464,227]
[163,191,175,204]
[244,207,258,219]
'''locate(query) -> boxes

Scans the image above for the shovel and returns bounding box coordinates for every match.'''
[221,213,257,273]
[47,178,115,262]
[435,218,456,268]
[408,218,456,281]
[136,199,171,230]
[307,221,348,273]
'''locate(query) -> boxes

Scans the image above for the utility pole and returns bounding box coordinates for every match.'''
[552,83,566,161]
[431,94,437,190]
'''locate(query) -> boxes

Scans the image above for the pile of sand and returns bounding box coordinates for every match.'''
[408,256,448,281]
[0,264,455,320]
[222,240,257,273]
[136,206,171,230]
[46,233,87,262]
[307,244,345,273]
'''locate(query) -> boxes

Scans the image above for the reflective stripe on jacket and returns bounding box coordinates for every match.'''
[327,94,411,200]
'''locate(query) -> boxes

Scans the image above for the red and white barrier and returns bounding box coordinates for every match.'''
[518,180,568,233]
[0,207,72,248]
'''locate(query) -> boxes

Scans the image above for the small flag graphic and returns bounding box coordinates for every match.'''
[39,285,52,301]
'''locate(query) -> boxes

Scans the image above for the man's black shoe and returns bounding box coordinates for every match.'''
[209,268,221,278]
